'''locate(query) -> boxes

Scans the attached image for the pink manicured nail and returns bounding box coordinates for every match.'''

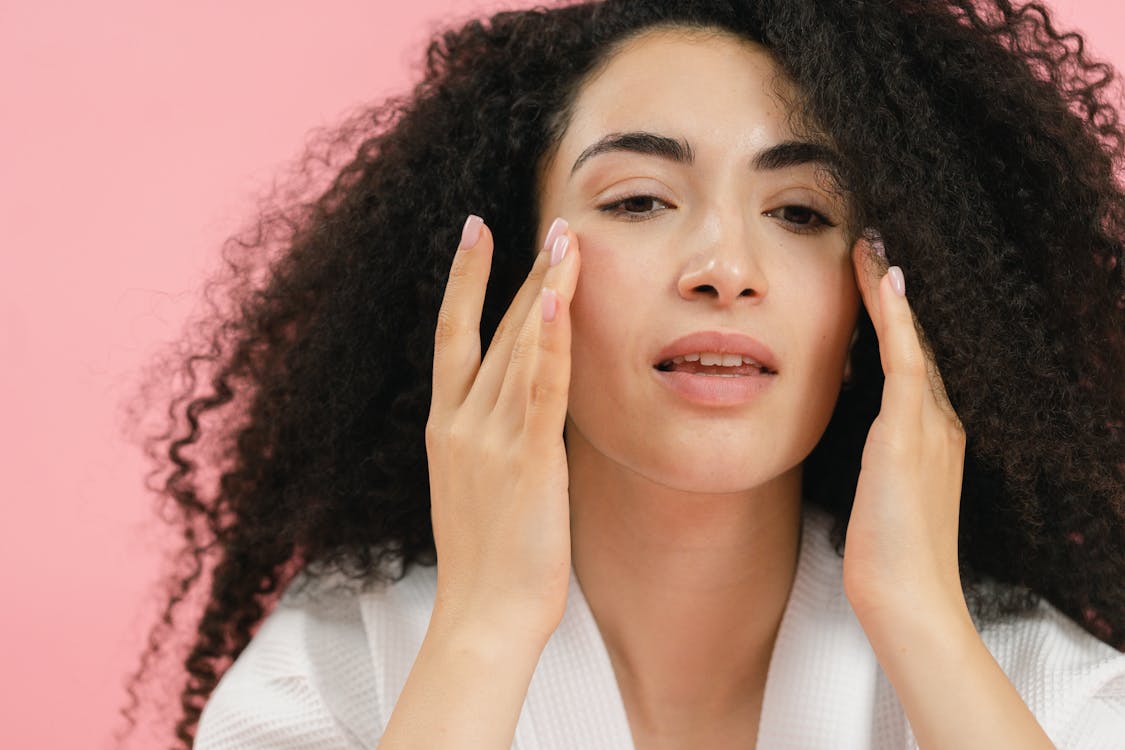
[889,266,906,296]
[460,214,483,250]
[543,217,568,253]
[550,235,569,266]
[541,288,557,322]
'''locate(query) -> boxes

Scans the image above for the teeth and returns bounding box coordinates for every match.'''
[668,352,764,369]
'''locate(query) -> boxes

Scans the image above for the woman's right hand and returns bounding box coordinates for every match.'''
[425,214,581,645]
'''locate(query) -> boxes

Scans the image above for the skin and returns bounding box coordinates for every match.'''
[535,28,861,744]
[532,24,1056,748]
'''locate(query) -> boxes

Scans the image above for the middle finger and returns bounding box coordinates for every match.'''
[475,218,568,406]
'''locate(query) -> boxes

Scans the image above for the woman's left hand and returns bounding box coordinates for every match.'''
[842,232,971,627]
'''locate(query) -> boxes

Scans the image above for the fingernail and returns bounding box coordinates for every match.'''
[867,231,886,260]
[550,234,570,266]
[889,266,906,296]
[543,216,568,253]
[460,214,483,250]
[541,288,558,322]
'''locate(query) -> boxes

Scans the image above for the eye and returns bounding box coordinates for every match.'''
[599,194,837,234]
[766,205,837,235]
[597,194,673,221]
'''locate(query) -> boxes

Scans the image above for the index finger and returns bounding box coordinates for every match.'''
[858,237,960,429]
[430,214,491,419]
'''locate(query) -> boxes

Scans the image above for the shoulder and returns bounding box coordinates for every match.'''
[195,567,383,749]
[975,589,1125,747]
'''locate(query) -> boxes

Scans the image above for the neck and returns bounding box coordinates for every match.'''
[566,425,804,734]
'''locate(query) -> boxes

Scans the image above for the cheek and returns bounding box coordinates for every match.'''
[785,260,859,363]
[569,231,634,320]
[568,236,651,377]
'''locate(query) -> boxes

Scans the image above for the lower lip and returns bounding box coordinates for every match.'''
[652,367,775,406]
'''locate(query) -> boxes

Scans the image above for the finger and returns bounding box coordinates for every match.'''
[495,230,580,433]
[430,214,493,419]
[468,217,569,414]
[525,231,582,441]
[874,262,927,430]
[906,305,959,426]
[851,233,886,334]
[871,251,961,430]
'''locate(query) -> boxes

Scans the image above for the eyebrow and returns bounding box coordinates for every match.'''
[568,130,842,178]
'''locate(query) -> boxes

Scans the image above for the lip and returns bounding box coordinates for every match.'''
[652,329,778,373]
[652,367,775,406]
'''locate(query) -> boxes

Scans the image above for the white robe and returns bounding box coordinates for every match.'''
[195,504,1125,749]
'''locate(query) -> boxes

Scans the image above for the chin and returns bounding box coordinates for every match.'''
[644,450,781,493]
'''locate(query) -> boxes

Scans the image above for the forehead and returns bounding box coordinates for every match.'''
[562,29,799,159]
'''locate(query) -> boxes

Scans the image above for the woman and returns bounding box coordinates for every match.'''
[117,0,1125,748]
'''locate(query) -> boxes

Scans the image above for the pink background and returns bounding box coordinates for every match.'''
[0,1,1120,747]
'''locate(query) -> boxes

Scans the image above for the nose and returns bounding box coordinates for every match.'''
[675,215,768,306]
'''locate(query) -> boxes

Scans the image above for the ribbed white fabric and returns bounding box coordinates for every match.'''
[195,504,1125,749]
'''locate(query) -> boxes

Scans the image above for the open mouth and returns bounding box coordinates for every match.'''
[652,359,776,406]
[654,359,773,376]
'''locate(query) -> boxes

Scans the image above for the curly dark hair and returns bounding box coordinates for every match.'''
[114,0,1125,747]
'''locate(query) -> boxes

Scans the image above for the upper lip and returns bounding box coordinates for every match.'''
[653,329,779,373]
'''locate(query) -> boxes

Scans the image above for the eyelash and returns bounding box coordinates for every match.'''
[596,194,837,235]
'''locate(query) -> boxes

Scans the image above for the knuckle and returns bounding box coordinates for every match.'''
[424,419,448,449]
[509,325,535,367]
[451,429,505,468]
[433,306,463,347]
[904,360,928,379]
[869,420,909,456]
[946,419,967,444]
[527,378,561,412]
[883,435,911,460]
[481,435,510,464]
[444,416,474,447]
[447,255,473,286]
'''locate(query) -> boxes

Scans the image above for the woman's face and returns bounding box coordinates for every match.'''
[536,28,861,493]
